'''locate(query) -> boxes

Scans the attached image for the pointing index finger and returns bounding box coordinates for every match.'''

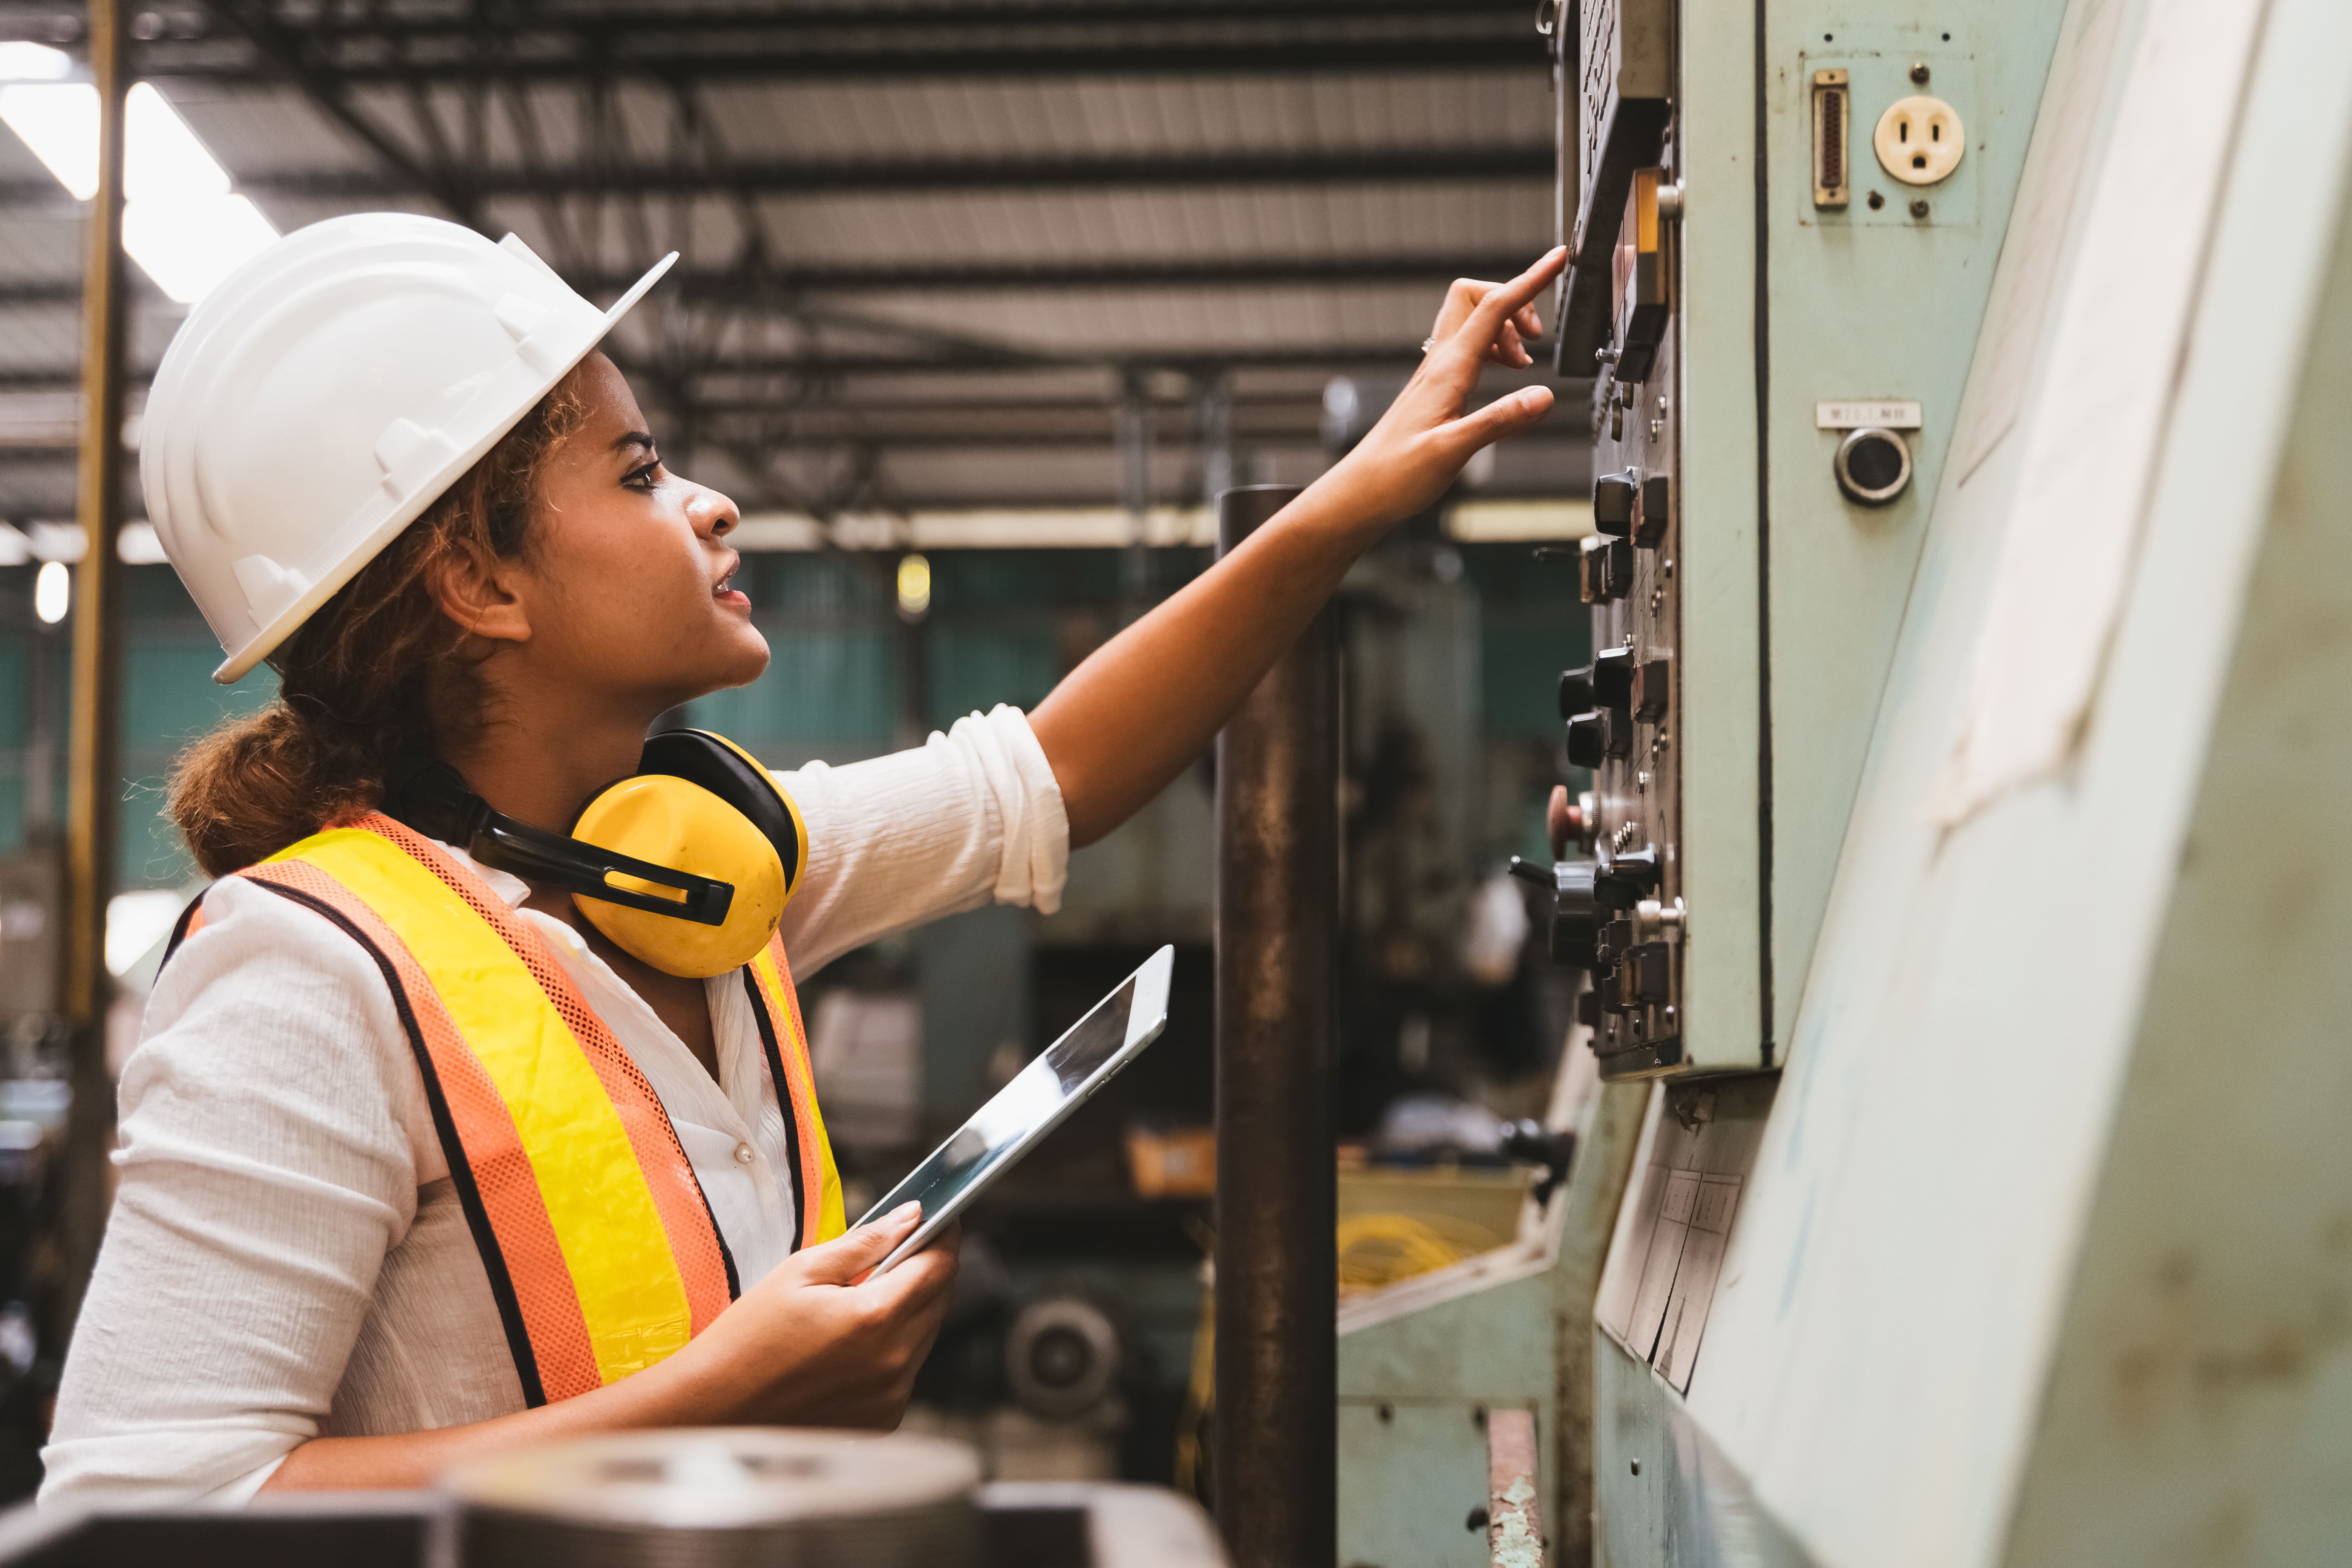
[1435,248,1567,369]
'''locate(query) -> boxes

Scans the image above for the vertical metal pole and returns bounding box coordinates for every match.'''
[1117,368,1152,606]
[1197,372,1233,507]
[58,0,130,1330]
[1213,482,1336,1568]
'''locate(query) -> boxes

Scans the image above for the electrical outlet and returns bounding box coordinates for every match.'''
[1874,94,1964,186]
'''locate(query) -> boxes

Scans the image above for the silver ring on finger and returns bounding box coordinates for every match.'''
[1421,336,1437,354]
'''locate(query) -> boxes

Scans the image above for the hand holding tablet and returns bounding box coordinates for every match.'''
[857,945,1175,1273]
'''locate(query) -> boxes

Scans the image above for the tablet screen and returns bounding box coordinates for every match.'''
[867,973,1138,1239]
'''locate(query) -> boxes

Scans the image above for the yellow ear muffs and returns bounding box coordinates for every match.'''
[570,730,808,979]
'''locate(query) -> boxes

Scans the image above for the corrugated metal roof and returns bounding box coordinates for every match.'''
[0,5,1580,518]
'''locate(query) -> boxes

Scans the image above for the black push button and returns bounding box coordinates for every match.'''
[1593,917,1635,966]
[1635,474,1671,548]
[1566,709,1628,768]
[1634,659,1669,721]
[1593,471,1638,537]
[1626,942,1672,1003]
[1833,427,1912,506]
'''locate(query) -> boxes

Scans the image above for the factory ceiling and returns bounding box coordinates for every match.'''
[0,0,1574,524]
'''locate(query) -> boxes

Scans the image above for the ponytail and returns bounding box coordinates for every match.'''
[168,369,590,877]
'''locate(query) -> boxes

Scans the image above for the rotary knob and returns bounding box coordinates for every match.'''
[1558,665,1594,719]
[1508,857,1603,969]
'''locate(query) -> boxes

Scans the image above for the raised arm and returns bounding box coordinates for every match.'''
[1029,247,1567,847]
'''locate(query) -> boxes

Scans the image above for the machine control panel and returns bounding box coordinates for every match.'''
[1563,150,1687,1078]
[1530,1,2033,1080]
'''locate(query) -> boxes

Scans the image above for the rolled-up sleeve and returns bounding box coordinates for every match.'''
[774,705,1069,974]
[41,880,427,1508]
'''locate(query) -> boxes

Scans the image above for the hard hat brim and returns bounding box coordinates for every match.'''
[208,248,681,685]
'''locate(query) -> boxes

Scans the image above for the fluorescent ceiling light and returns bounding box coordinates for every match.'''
[34,560,69,625]
[125,193,277,303]
[731,507,1221,552]
[116,521,168,564]
[126,81,232,202]
[0,43,71,81]
[0,83,99,198]
[0,78,277,302]
[1445,499,1594,542]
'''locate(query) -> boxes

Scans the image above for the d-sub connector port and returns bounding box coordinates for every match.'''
[1812,68,1850,208]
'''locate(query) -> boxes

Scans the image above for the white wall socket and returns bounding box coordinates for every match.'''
[1874,95,1964,186]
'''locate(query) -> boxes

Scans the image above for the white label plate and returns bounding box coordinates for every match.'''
[1816,400,1923,430]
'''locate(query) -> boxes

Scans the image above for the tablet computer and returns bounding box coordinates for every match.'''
[858,944,1175,1274]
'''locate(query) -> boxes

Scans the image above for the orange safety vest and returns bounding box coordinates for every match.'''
[165,812,845,1406]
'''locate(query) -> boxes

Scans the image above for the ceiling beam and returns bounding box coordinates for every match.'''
[0,144,1551,207]
[123,38,1544,85]
[0,426,1580,459]
[652,252,1533,297]
[201,0,1535,38]
[0,342,1452,394]
[17,0,1543,83]
[0,250,1530,308]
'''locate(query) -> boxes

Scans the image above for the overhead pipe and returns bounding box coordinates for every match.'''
[1212,482,1337,1568]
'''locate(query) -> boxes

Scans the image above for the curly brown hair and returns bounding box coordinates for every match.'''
[167,368,591,877]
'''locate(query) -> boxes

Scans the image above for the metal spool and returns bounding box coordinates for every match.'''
[444,1427,984,1568]
[1005,1294,1122,1422]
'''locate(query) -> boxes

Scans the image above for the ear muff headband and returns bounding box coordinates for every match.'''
[384,753,738,926]
[381,730,806,980]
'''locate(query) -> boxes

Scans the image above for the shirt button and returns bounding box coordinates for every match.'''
[732,1142,757,1167]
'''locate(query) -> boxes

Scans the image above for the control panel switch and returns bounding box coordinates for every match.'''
[1592,645,1637,706]
[1566,709,1629,767]
[1595,844,1663,908]
[1626,942,1673,1004]
[1508,857,1604,970]
[1593,470,1639,537]
[1558,665,1595,719]
[1594,967,1626,1015]
[1579,537,1634,603]
[1635,473,1671,548]
[1633,658,1670,721]
[1550,859,1602,969]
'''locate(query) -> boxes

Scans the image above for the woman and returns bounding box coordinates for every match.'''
[41,214,1563,1504]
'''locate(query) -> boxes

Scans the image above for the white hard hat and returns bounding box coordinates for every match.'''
[141,213,677,684]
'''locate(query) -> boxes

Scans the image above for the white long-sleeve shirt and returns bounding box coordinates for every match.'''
[40,707,1067,1508]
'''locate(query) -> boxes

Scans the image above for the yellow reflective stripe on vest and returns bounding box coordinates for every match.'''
[272,827,698,1385]
[748,937,846,1247]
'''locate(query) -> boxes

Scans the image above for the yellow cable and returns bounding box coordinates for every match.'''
[1336,1212,1507,1296]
